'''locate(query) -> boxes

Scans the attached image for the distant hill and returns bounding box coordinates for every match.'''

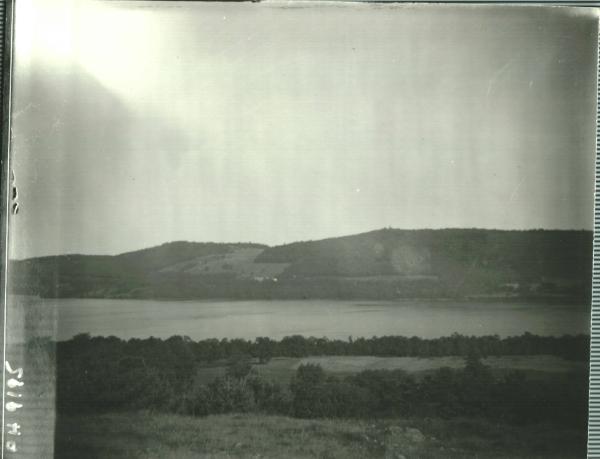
[9,229,592,301]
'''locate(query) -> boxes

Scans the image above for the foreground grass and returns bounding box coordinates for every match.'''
[55,412,586,458]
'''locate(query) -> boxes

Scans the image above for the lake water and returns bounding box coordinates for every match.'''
[8,296,591,341]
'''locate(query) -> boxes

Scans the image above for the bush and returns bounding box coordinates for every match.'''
[208,377,255,414]
[248,375,292,415]
[178,379,212,416]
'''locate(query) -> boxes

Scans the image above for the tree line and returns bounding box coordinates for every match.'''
[288,357,587,427]
[47,332,589,429]
[56,332,589,365]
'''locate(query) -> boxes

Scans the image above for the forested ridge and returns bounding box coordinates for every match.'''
[9,228,593,301]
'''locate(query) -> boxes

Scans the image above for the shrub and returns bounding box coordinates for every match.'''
[208,377,255,413]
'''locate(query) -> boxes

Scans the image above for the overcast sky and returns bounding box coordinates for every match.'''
[9,1,599,259]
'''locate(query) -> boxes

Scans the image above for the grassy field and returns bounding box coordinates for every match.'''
[54,411,586,459]
[196,355,586,385]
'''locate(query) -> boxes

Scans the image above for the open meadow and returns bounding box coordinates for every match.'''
[195,354,587,385]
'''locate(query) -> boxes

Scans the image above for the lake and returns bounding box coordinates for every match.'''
[7,296,591,342]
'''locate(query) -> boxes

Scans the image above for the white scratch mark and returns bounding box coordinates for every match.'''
[486,60,513,97]
[51,117,64,132]
[509,177,525,202]
[11,102,38,120]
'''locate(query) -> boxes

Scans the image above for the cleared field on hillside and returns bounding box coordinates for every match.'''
[54,412,586,459]
[196,355,586,384]
[160,247,289,279]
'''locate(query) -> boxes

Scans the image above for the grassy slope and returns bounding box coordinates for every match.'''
[54,412,586,459]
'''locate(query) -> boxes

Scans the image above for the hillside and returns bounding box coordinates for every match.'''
[9,228,592,300]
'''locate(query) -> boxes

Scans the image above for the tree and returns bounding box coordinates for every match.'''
[290,364,326,418]
[255,337,274,364]
[226,353,253,381]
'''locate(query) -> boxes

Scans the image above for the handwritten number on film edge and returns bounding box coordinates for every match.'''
[4,362,23,453]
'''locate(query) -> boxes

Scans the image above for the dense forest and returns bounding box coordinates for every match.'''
[10,228,592,301]
[49,333,589,430]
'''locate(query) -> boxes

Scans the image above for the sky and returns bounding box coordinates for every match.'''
[8,1,599,259]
